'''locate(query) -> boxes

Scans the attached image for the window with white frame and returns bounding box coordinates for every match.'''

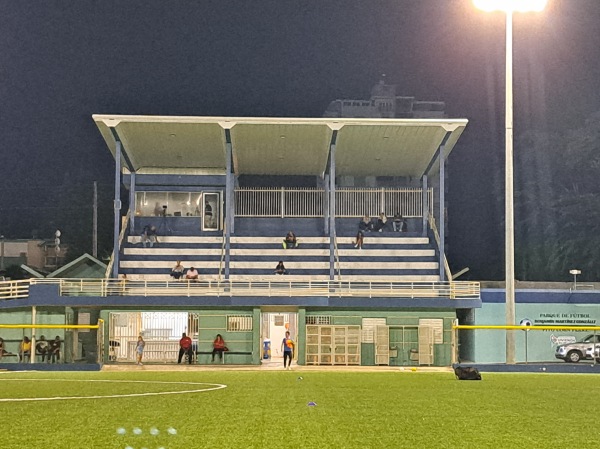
[305,315,332,325]
[227,315,253,332]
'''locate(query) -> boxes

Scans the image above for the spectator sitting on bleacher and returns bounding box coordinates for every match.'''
[36,335,50,362]
[283,231,298,249]
[19,336,32,362]
[392,213,407,232]
[49,336,61,363]
[358,215,373,232]
[141,225,159,248]
[274,261,288,275]
[170,261,185,280]
[353,231,364,250]
[373,212,388,232]
[185,267,199,281]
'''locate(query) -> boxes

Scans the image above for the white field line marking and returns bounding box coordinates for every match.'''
[0,379,227,402]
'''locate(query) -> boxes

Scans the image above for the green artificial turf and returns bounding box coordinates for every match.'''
[0,370,598,449]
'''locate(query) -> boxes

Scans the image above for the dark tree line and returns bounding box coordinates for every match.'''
[0,181,116,270]
[515,111,600,281]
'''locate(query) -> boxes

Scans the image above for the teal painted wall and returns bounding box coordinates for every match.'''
[0,308,69,360]
[471,303,600,363]
[101,308,257,365]
[97,308,458,366]
[304,309,456,367]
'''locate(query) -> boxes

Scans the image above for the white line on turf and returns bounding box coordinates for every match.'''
[0,379,227,402]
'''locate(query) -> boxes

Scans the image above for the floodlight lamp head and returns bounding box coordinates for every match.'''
[473,0,548,13]
[569,269,581,275]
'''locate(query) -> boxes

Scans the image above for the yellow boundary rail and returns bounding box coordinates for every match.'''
[0,324,100,329]
[454,325,600,331]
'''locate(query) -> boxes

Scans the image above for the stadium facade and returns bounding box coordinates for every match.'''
[1,113,597,370]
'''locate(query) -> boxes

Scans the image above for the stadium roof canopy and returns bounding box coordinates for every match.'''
[93,115,468,178]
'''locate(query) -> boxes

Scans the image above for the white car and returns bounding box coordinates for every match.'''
[555,334,600,363]
[585,344,600,362]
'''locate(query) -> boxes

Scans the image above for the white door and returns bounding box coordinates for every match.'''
[418,325,434,365]
[375,325,390,365]
[202,192,220,231]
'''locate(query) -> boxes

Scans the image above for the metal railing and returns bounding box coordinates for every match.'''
[335,187,433,218]
[235,187,433,218]
[23,278,480,300]
[428,215,452,281]
[0,280,30,300]
[105,211,130,278]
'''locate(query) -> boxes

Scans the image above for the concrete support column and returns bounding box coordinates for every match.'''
[225,142,233,279]
[112,140,122,279]
[324,174,330,235]
[328,144,336,280]
[438,145,446,282]
[129,172,136,234]
[31,306,37,364]
[421,175,428,237]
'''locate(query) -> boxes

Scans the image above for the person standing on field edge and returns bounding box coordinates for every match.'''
[136,336,145,366]
[281,331,294,370]
[178,332,193,364]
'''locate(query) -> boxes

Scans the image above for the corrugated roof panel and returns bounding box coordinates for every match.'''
[231,123,332,175]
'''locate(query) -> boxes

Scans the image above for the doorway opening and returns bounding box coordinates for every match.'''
[260,311,298,367]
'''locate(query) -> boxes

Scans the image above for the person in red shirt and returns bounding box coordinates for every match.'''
[178,332,193,364]
[212,334,228,363]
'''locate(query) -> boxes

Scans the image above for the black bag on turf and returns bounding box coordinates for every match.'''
[454,366,482,380]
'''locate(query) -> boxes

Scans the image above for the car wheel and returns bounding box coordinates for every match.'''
[567,350,581,363]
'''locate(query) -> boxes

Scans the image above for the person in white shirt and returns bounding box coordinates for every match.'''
[185,267,199,281]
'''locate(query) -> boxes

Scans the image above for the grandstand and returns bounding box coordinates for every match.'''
[1,115,485,369]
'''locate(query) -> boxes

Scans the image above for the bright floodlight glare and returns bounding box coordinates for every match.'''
[473,0,548,12]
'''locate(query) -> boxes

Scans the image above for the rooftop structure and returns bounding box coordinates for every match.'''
[324,79,446,119]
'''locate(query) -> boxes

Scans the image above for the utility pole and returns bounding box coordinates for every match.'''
[93,181,98,258]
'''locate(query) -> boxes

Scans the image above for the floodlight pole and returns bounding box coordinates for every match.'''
[504,9,516,365]
[475,0,548,365]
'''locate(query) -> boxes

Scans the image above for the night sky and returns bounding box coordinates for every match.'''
[1,1,599,279]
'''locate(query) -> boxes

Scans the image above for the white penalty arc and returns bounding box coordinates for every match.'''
[0,379,227,402]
